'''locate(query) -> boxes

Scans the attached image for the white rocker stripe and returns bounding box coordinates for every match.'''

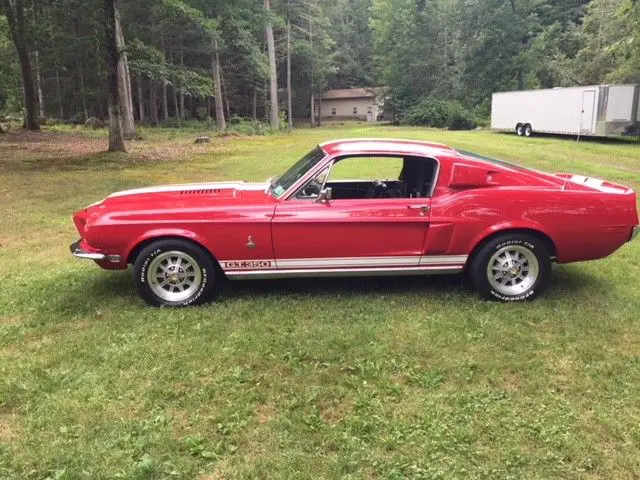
[277,256,419,269]
[226,265,463,280]
[221,255,468,272]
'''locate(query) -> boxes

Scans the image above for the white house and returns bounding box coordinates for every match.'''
[319,87,385,122]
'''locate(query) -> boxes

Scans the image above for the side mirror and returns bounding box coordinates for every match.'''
[315,187,332,203]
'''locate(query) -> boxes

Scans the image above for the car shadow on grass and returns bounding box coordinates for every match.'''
[220,273,467,299]
[43,264,606,318]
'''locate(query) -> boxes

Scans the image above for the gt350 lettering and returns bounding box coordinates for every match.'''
[223,260,273,270]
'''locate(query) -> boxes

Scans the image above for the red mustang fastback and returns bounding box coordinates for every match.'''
[71,139,639,306]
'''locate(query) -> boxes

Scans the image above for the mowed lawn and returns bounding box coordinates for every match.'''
[1,124,640,479]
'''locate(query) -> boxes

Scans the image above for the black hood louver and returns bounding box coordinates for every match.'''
[180,189,221,195]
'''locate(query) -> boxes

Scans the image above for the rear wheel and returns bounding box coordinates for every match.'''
[134,239,216,307]
[524,123,532,137]
[515,123,524,136]
[469,233,550,302]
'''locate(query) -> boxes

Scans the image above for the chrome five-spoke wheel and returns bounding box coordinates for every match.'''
[487,245,539,296]
[147,251,202,302]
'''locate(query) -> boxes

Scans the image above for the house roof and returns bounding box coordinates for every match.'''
[322,87,386,100]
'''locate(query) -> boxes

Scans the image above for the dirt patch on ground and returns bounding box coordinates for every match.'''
[0,413,18,441]
[0,129,239,170]
[255,402,277,424]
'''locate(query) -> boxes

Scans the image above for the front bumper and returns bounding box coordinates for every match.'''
[70,239,121,263]
[631,226,640,242]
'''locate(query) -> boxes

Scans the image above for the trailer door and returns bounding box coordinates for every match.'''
[581,89,596,134]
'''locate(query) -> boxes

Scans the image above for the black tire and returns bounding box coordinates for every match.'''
[515,123,524,136]
[524,124,532,137]
[133,239,216,307]
[469,233,550,302]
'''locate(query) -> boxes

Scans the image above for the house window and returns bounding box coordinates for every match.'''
[367,106,373,114]
[331,107,336,115]
[353,106,358,115]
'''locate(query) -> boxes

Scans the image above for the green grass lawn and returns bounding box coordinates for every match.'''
[1,124,639,479]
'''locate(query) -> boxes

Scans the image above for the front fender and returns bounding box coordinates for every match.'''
[124,228,214,264]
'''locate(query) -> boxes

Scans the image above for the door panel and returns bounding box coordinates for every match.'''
[271,198,431,266]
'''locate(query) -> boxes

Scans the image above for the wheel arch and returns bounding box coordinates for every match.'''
[126,232,221,270]
[465,227,556,269]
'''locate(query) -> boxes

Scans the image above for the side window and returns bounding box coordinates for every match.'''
[293,156,437,201]
[353,106,358,115]
[331,107,336,115]
[328,156,402,182]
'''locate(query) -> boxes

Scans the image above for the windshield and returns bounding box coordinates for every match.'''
[270,147,327,197]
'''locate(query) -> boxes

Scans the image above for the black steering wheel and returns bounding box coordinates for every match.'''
[366,179,388,198]
[299,179,322,198]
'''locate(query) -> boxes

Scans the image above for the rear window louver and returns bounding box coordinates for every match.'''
[180,189,221,195]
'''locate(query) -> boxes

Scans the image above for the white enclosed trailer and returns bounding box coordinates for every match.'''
[491,84,640,137]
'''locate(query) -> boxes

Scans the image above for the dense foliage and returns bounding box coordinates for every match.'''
[0,0,638,127]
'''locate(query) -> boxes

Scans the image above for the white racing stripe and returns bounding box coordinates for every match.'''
[108,181,267,198]
[221,255,468,271]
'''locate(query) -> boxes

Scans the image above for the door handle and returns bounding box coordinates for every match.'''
[407,204,430,216]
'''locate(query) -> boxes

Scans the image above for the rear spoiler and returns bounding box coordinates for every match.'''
[555,173,633,194]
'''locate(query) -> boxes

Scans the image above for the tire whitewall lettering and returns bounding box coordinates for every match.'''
[134,239,216,307]
[470,234,551,302]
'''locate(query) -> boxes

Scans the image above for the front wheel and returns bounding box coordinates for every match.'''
[133,239,216,307]
[469,234,550,302]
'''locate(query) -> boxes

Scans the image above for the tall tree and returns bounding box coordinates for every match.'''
[0,0,39,129]
[264,0,279,129]
[115,9,136,137]
[211,34,226,131]
[104,0,126,152]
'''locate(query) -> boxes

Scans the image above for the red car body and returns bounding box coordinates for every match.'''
[71,138,639,293]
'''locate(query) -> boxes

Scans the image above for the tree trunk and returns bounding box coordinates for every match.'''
[221,68,231,121]
[162,79,169,121]
[286,18,292,131]
[78,61,88,119]
[55,69,64,119]
[179,41,185,120]
[169,47,181,126]
[264,0,279,129]
[34,50,44,118]
[137,76,145,122]
[309,15,314,128]
[172,85,181,127]
[1,0,39,130]
[115,9,136,137]
[150,82,159,126]
[104,0,126,152]
[211,36,226,131]
[252,87,258,121]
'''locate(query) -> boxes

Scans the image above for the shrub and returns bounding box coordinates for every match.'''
[226,117,272,136]
[402,98,477,130]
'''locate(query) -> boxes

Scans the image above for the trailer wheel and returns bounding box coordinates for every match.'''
[524,124,532,137]
[515,123,524,136]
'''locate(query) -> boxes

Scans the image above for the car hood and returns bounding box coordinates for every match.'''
[99,181,271,208]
